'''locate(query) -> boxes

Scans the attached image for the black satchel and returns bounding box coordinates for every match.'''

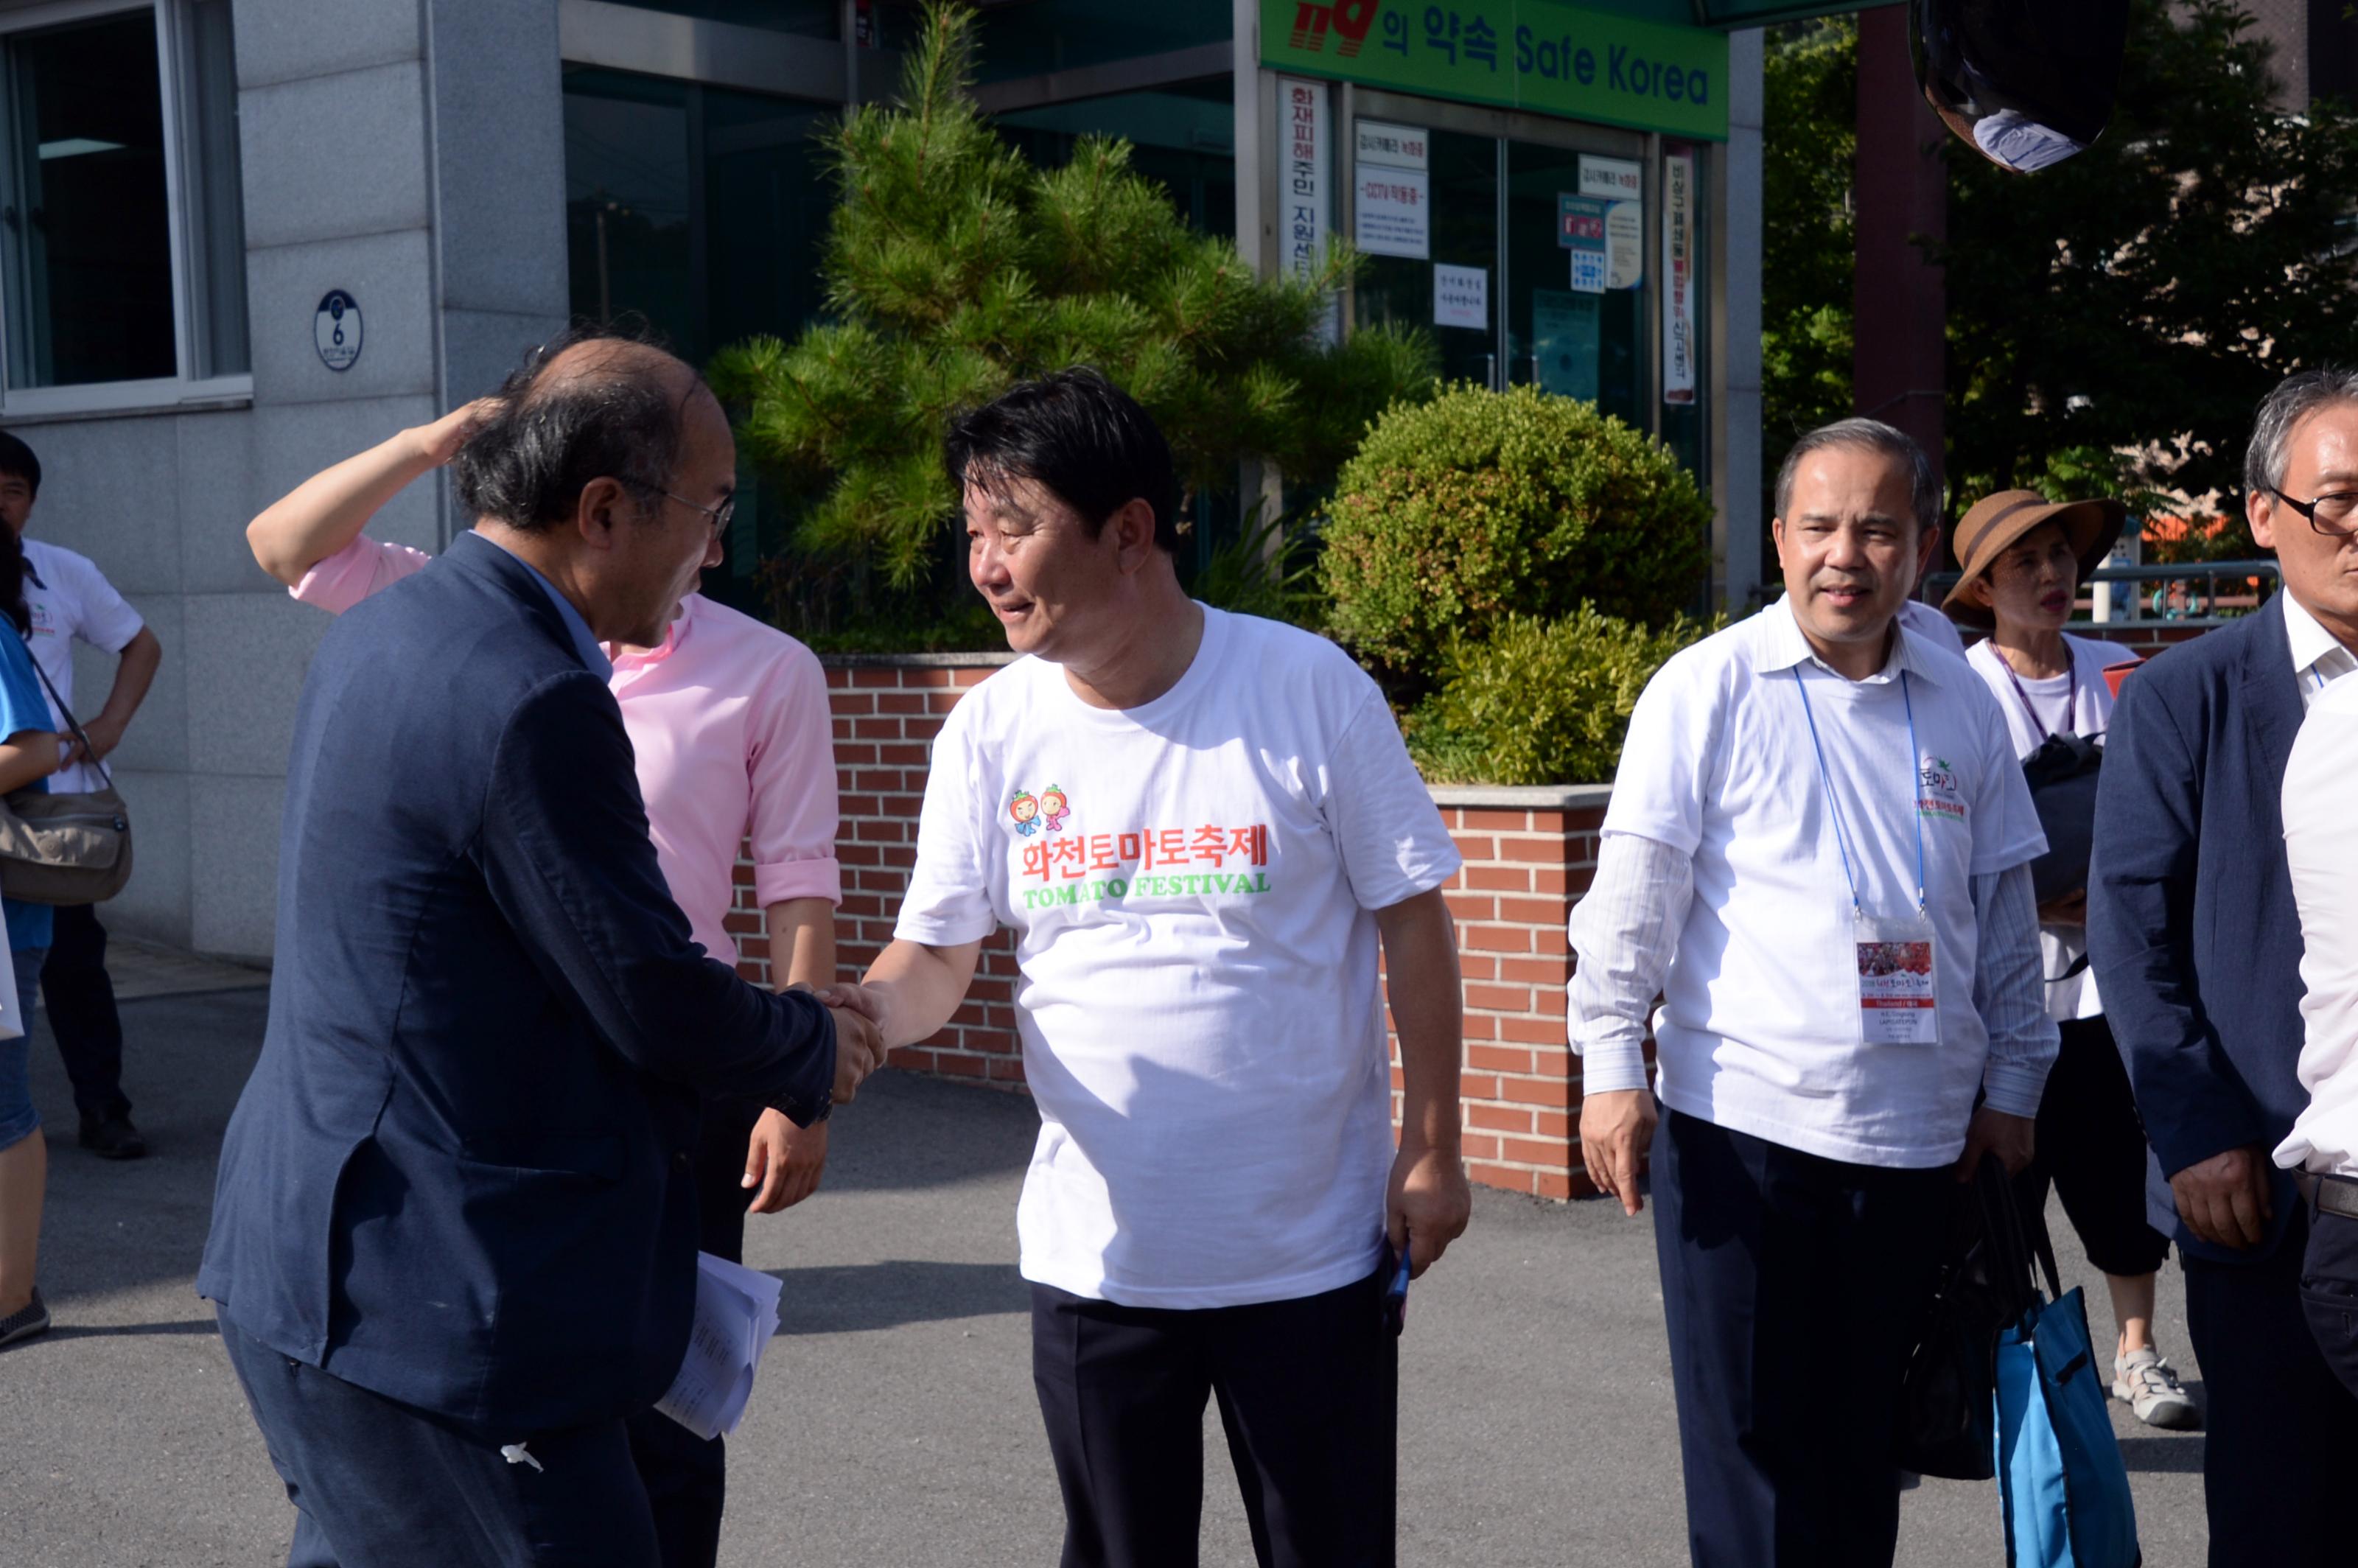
[1895,1156,2043,1479]
[2019,730,2102,905]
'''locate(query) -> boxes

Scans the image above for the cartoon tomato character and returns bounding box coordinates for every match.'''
[1010,790,1041,836]
[1040,784,1071,833]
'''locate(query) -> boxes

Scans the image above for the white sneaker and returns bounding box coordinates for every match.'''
[2111,1348,2201,1430]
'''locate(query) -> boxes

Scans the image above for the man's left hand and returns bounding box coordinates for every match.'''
[742,1110,828,1214]
[1956,1106,2037,1181]
[1386,1141,1472,1279]
[63,713,124,768]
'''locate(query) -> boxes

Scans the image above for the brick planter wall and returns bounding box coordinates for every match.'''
[725,621,2220,1203]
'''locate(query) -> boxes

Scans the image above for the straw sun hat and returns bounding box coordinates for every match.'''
[1940,489,2128,630]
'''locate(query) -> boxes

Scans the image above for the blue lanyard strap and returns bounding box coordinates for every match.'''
[1791,664,1927,916]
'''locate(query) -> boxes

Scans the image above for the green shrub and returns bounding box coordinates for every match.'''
[1404,609,1717,786]
[1318,383,1712,685]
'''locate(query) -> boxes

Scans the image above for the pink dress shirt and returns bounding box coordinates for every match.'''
[293,537,841,968]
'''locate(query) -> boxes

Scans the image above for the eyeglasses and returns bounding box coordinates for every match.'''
[629,480,735,536]
[2266,487,2358,540]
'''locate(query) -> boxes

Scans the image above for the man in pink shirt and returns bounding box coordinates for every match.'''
[246,399,840,1568]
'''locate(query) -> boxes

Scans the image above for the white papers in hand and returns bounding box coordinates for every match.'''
[654,1252,784,1441]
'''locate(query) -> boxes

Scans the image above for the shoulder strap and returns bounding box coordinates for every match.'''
[17,631,109,790]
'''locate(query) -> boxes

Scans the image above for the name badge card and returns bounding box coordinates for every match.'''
[1854,908,1939,1046]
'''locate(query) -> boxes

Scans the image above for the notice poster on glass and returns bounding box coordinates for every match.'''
[1533,289,1600,402]
[1434,264,1488,329]
[1606,201,1643,290]
[1558,195,1609,295]
[1662,148,1698,406]
[1579,155,1642,203]
[1356,167,1430,259]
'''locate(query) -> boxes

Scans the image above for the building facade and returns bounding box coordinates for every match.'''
[1,0,1762,959]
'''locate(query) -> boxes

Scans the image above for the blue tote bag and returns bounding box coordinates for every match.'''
[1991,1194,2141,1568]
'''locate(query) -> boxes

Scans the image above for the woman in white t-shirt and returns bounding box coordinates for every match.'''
[1944,488,2197,1430]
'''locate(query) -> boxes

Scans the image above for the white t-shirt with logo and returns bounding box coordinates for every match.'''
[895,605,1462,1309]
[23,538,144,794]
[1605,597,2047,1167]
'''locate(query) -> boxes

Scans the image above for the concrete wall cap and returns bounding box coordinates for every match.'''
[820,651,1022,668]
[1427,783,1615,809]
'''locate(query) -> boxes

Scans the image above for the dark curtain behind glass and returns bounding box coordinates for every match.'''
[6,11,175,388]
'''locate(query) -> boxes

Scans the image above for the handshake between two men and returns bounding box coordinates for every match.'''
[817,984,889,1107]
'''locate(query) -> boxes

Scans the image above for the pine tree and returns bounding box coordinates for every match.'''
[710,1,1433,601]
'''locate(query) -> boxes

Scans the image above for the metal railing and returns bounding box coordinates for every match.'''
[1921,560,2282,626]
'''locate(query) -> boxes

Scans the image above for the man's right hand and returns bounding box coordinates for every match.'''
[826,1004,882,1105]
[1578,1088,1659,1217]
[2170,1143,2275,1249]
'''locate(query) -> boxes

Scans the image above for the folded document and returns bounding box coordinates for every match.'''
[655,1252,784,1441]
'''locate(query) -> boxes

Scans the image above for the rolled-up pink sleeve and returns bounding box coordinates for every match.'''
[289,536,432,614]
[746,640,842,906]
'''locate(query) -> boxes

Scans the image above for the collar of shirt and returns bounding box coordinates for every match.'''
[475,531,612,679]
[608,595,696,683]
[1758,594,1951,688]
[2281,587,2358,691]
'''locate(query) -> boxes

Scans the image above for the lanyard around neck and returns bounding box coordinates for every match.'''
[1792,664,1927,917]
[2002,657,2075,738]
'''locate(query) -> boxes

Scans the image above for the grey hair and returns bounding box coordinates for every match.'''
[1773,418,1943,533]
[2245,367,2358,497]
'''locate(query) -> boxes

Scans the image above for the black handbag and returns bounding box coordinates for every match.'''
[2019,731,2102,904]
[1895,1155,2043,1479]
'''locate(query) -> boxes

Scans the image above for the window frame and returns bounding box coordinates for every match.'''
[0,0,250,418]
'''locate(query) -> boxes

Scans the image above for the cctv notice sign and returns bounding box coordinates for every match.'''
[1264,0,1729,143]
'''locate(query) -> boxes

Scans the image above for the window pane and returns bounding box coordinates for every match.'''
[186,0,248,377]
[618,1,839,40]
[564,69,695,351]
[970,0,1229,82]
[5,11,177,388]
[995,79,1236,241]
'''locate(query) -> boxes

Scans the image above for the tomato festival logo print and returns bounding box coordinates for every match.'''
[1010,785,1073,836]
[1916,757,1967,824]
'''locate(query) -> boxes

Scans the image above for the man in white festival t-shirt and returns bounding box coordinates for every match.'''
[843,370,1470,1568]
[1570,418,2057,1568]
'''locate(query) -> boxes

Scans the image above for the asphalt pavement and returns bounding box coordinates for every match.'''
[1,967,2208,1566]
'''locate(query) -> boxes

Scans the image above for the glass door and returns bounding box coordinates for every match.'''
[1503,138,1646,430]
[1353,126,1500,388]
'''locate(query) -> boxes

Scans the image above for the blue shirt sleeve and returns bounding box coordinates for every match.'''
[0,628,55,951]
[0,629,53,763]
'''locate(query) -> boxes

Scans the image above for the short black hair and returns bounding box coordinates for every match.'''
[0,430,41,497]
[944,368,1181,552]
[452,323,696,533]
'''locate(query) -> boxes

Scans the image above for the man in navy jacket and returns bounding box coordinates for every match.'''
[199,331,881,1564]
[2090,368,2358,1566]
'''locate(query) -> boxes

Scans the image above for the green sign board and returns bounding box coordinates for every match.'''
[1262,0,1729,142]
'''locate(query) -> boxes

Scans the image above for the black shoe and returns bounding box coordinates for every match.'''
[78,1113,145,1160]
[0,1288,48,1348]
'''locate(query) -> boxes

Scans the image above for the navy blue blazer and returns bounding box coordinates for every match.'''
[198,531,839,1430]
[2088,592,2308,1264]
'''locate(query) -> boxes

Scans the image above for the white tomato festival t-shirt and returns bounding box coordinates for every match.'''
[895,606,1462,1309]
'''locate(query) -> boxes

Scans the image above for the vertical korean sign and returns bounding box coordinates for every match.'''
[1279,78,1335,338]
[1661,146,1697,406]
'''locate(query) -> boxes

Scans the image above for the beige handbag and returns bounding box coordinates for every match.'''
[0,647,131,906]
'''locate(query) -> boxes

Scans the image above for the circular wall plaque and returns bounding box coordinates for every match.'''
[314,290,363,372]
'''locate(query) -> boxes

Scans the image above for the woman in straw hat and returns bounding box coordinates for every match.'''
[1945,489,2200,1431]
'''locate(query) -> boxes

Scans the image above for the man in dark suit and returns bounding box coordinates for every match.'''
[2090,368,2358,1566]
[198,329,882,1566]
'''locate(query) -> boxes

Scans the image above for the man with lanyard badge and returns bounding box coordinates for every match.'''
[1570,417,2056,1568]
